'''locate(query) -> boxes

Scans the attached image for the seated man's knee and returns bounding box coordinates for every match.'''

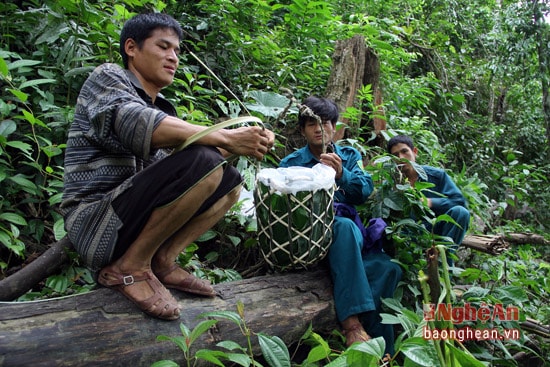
[331,216,363,251]
[447,206,470,230]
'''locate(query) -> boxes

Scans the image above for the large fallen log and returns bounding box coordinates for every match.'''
[461,233,549,255]
[461,234,510,255]
[0,269,336,367]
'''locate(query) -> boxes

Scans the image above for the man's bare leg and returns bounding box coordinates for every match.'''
[101,167,239,303]
[341,315,370,346]
[152,184,242,271]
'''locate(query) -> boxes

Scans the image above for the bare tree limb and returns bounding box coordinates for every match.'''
[0,237,73,301]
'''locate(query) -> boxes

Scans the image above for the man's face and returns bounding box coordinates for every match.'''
[390,142,417,178]
[301,118,335,150]
[126,28,181,94]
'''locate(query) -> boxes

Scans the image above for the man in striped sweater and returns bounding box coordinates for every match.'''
[61,13,274,320]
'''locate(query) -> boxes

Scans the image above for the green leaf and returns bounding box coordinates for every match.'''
[445,342,485,366]
[493,285,528,303]
[7,59,41,70]
[6,140,33,153]
[0,231,24,256]
[53,218,67,241]
[383,197,402,211]
[216,340,246,352]
[257,333,290,367]
[0,57,8,76]
[244,91,291,118]
[194,349,226,366]
[0,119,17,137]
[19,78,57,89]
[151,360,179,367]
[8,174,39,194]
[307,344,330,363]
[323,355,349,367]
[0,212,27,226]
[399,337,439,366]
[189,319,218,345]
[157,334,188,353]
[224,352,253,367]
[8,88,28,102]
[196,229,217,242]
[349,336,386,358]
[46,274,69,292]
[198,310,242,326]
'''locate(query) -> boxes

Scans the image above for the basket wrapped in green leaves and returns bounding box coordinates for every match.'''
[254,164,335,271]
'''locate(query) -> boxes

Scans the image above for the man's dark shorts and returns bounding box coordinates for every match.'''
[111,145,242,258]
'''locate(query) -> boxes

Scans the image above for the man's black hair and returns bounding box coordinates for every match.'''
[387,134,415,154]
[120,13,183,69]
[298,96,339,128]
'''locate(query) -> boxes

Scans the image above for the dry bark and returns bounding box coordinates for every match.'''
[0,269,336,367]
[461,234,510,255]
[460,233,548,256]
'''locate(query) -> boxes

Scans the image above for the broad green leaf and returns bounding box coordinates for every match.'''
[0,212,27,226]
[307,344,330,363]
[193,349,226,366]
[0,231,25,256]
[196,229,217,242]
[7,59,41,70]
[245,91,291,118]
[0,57,8,76]
[197,310,242,325]
[0,231,12,247]
[224,352,253,367]
[53,218,67,241]
[258,333,290,367]
[445,342,485,367]
[46,274,69,292]
[383,197,402,211]
[216,340,246,352]
[6,140,32,153]
[8,89,28,102]
[19,78,57,89]
[349,336,386,358]
[41,144,63,158]
[0,119,17,137]
[157,334,188,353]
[399,337,439,367]
[370,39,395,52]
[494,285,529,303]
[151,360,179,367]
[324,355,349,367]
[189,319,218,345]
[8,174,39,194]
[22,109,48,128]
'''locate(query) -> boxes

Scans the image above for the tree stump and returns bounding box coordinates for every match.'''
[283,34,385,155]
[0,269,337,367]
[324,34,386,149]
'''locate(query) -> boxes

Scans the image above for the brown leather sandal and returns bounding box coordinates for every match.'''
[98,266,180,321]
[342,324,370,347]
[155,264,216,297]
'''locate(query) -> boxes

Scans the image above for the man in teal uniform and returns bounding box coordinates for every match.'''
[387,135,470,262]
[280,96,402,354]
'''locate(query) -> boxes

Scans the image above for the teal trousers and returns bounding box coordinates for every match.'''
[328,216,402,354]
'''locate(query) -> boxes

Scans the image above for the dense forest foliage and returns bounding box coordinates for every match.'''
[1,0,549,366]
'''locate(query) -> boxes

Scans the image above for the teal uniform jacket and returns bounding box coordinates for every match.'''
[418,165,470,250]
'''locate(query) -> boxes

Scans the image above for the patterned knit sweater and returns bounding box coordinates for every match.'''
[61,63,175,271]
